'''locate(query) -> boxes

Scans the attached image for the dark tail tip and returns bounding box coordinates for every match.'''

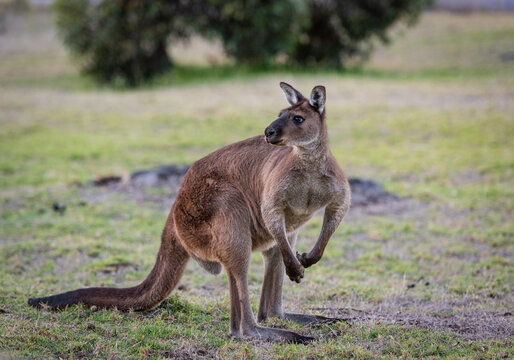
[28,296,62,309]
[28,297,42,308]
[27,294,73,310]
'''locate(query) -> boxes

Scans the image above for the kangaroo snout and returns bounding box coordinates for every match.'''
[265,127,283,145]
[265,126,276,138]
[265,126,279,143]
[265,117,285,144]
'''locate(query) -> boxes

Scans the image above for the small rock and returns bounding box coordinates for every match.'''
[52,202,66,215]
[92,175,122,186]
[90,305,98,312]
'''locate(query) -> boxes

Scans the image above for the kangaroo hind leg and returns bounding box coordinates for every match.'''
[224,260,313,344]
[258,233,344,326]
[211,200,313,344]
[220,237,312,343]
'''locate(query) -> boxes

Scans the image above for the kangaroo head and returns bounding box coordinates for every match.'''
[265,82,326,147]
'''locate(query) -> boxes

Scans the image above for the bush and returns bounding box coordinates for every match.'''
[198,0,301,65]
[54,0,189,85]
[54,0,431,85]
[197,0,430,68]
[291,0,432,68]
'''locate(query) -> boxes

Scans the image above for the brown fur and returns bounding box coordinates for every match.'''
[28,83,351,344]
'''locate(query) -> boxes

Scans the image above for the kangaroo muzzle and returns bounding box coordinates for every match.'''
[265,116,286,145]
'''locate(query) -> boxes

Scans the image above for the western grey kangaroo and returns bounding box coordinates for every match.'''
[28,82,351,344]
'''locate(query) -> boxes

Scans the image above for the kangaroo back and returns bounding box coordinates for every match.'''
[28,213,189,311]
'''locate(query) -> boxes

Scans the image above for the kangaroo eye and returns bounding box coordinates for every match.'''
[293,116,305,124]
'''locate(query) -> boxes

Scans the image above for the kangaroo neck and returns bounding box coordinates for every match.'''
[291,137,329,168]
[294,117,330,164]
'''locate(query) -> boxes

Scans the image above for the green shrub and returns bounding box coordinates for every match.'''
[291,0,432,67]
[54,0,431,85]
[197,0,430,68]
[198,0,302,65]
[54,0,189,86]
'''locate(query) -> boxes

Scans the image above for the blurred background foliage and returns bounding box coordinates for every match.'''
[197,0,301,65]
[292,0,431,67]
[53,0,432,86]
[54,0,190,85]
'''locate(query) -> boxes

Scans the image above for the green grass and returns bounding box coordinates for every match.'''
[0,9,513,360]
[4,63,512,92]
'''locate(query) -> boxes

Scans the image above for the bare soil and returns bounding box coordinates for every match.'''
[318,301,513,341]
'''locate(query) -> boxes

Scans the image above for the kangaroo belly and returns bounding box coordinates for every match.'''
[283,209,316,233]
[190,252,222,275]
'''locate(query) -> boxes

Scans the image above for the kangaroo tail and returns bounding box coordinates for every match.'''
[28,215,190,311]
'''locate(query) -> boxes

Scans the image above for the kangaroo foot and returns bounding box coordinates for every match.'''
[284,312,347,326]
[240,325,315,344]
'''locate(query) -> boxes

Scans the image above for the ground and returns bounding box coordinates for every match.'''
[0,9,513,360]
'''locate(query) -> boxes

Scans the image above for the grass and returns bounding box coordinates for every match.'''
[1,9,513,360]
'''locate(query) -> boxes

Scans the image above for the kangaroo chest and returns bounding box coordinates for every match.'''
[282,174,333,231]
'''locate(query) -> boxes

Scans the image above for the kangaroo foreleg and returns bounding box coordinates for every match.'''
[297,203,348,268]
[262,209,304,283]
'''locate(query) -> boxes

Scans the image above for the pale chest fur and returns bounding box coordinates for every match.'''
[281,172,335,231]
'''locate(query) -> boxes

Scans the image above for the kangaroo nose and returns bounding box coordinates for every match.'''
[265,127,276,138]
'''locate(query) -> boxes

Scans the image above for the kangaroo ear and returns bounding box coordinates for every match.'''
[280,82,305,106]
[309,85,326,114]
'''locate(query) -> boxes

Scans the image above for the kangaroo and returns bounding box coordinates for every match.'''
[28,82,351,344]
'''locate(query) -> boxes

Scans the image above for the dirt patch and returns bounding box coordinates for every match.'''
[313,298,514,341]
[345,310,513,341]
[89,164,398,208]
[129,165,190,189]
[346,178,398,207]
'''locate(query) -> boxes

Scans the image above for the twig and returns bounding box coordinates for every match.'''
[308,307,367,313]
